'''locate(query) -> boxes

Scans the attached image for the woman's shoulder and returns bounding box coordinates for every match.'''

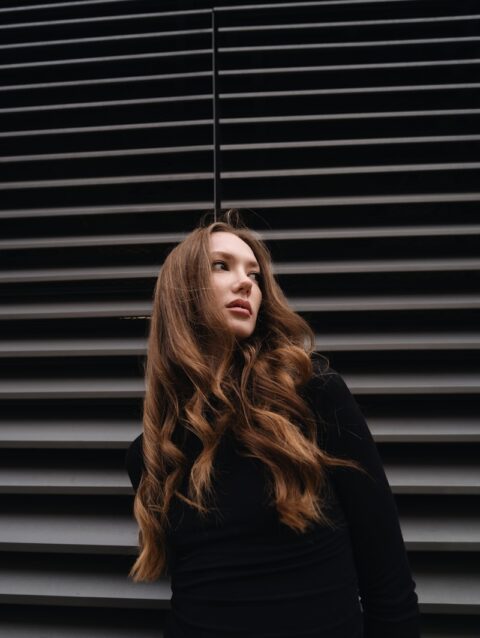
[302,357,366,444]
[305,354,350,406]
[305,357,381,464]
[125,433,144,492]
[126,432,144,459]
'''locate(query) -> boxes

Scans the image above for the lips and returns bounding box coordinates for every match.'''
[226,299,252,315]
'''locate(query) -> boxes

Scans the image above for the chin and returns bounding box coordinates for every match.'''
[232,329,252,340]
[229,323,255,340]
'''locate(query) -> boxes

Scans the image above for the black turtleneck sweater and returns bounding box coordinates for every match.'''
[125,366,420,638]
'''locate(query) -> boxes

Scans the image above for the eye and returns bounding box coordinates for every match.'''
[212,260,261,282]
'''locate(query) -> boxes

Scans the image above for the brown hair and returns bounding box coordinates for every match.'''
[128,209,366,582]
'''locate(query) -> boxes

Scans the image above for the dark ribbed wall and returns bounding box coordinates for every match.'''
[0,1,479,636]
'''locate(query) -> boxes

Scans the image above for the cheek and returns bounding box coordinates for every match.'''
[211,276,225,299]
[255,290,263,312]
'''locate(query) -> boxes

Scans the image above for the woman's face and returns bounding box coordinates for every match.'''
[209,231,263,339]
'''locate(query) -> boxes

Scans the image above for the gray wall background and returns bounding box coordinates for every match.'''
[0,0,479,635]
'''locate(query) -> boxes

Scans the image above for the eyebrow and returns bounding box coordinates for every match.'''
[211,251,260,269]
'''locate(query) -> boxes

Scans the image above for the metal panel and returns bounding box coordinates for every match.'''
[0,0,478,635]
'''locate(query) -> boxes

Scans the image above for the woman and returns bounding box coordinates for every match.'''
[125,209,420,637]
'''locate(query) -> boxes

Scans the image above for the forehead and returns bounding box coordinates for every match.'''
[209,231,258,264]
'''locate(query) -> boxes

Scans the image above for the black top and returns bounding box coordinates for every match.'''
[125,366,420,638]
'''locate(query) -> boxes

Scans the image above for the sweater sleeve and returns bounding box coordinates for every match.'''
[125,433,144,493]
[308,368,420,638]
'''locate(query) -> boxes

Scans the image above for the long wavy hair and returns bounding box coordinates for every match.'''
[129,209,367,582]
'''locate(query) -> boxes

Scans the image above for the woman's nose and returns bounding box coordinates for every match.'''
[235,271,252,290]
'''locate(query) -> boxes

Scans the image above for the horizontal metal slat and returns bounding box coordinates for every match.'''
[1,334,479,360]
[3,56,478,83]
[0,512,138,554]
[221,107,480,123]
[0,415,478,446]
[369,417,480,443]
[0,337,147,358]
[0,191,478,219]
[0,466,136,495]
[0,171,213,190]
[1,84,477,120]
[277,257,480,273]
[1,294,480,321]
[0,0,140,14]
[0,8,209,31]
[222,192,480,207]
[220,65,480,96]
[226,161,480,176]
[344,372,480,395]
[220,44,480,73]
[215,0,478,14]
[0,27,211,52]
[1,511,477,553]
[1,71,212,93]
[1,162,479,191]
[401,516,480,552]
[221,58,480,76]
[0,144,213,163]
[385,464,480,495]
[3,136,479,181]
[221,82,480,99]
[1,77,211,110]
[0,421,140,447]
[220,89,480,122]
[1,221,480,249]
[0,92,212,115]
[0,339,146,358]
[412,557,480,614]
[3,134,479,165]
[1,257,480,280]
[316,333,480,352]
[261,223,480,239]
[0,0,453,24]
[0,620,162,638]
[220,13,480,32]
[0,200,212,219]
[0,51,212,75]
[0,559,479,614]
[0,235,183,250]
[0,378,144,400]
[2,108,478,142]
[0,561,169,608]
[0,463,477,496]
[0,300,151,320]
[0,118,211,140]
[7,254,471,276]
[224,133,480,149]
[219,35,480,53]
[0,373,479,400]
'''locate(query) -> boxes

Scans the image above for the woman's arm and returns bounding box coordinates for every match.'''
[308,368,421,638]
